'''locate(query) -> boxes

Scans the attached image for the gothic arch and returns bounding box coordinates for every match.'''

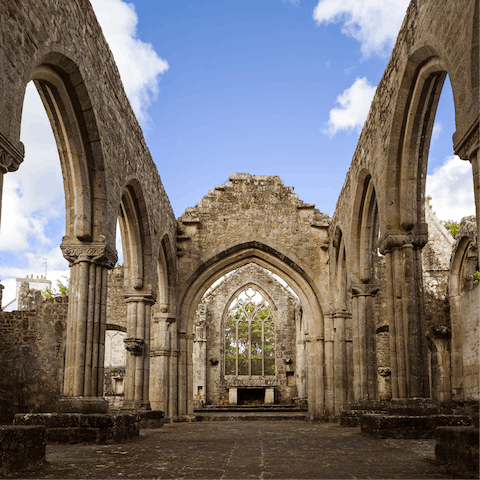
[178,241,326,419]
[117,180,155,293]
[28,53,107,242]
[385,51,445,231]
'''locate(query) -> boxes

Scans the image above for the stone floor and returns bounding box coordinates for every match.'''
[8,421,473,479]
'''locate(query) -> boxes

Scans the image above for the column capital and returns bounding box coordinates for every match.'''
[453,118,479,160]
[124,337,145,355]
[0,132,24,174]
[153,312,176,323]
[378,224,428,254]
[351,283,380,297]
[124,292,157,304]
[61,240,118,268]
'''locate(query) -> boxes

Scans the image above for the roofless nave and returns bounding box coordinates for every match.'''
[0,0,478,475]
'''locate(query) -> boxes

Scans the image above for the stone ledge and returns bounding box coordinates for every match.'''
[14,412,140,444]
[0,425,45,476]
[361,413,472,439]
[435,426,479,478]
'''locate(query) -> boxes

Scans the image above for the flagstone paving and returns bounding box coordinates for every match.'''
[10,421,471,479]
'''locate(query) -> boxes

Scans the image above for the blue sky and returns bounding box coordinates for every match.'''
[0,0,475,306]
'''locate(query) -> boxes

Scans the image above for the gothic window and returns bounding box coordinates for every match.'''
[225,287,275,376]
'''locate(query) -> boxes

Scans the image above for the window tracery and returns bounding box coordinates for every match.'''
[225,287,275,376]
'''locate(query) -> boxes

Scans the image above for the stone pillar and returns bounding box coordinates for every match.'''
[351,284,379,402]
[193,303,207,408]
[150,310,176,413]
[295,306,306,400]
[59,241,117,413]
[324,313,334,414]
[306,331,325,419]
[177,331,187,418]
[379,229,429,399]
[333,312,351,416]
[0,132,24,231]
[168,320,178,420]
[430,327,451,402]
[123,293,156,410]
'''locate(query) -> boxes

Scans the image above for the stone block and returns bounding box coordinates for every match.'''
[229,388,238,405]
[265,388,275,405]
[361,413,472,439]
[14,412,140,444]
[435,426,479,477]
[0,425,45,476]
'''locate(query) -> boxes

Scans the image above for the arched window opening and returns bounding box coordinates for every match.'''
[1,81,70,310]
[225,287,275,376]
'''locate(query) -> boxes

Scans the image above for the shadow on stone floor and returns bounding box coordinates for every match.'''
[6,421,474,479]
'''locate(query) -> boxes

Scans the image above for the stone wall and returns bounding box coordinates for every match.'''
[177,173,330,322]
[106,265,127,331]
[0,298,67,422]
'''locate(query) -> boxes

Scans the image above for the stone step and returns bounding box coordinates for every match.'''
[197,405,307,413]
[195,411,309,422]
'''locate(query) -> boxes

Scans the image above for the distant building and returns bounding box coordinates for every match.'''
[2,275,52,312]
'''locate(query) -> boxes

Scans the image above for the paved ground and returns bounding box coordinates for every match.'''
[10,421,470,479]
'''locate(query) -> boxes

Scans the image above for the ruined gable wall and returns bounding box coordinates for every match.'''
[177,173,330,321]
[0,298,67,422]
[0,0,177,285]
[201,263,297,405]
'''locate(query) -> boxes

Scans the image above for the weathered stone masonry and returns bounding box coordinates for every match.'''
[0,0,477,441]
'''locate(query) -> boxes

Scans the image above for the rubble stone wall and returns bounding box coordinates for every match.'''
[0,298,67,422]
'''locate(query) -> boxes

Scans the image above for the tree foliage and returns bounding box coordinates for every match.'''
[44,278,69,299]
[444,221,460,239]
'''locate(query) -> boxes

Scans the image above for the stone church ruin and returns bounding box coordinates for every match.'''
[0,0,478,476]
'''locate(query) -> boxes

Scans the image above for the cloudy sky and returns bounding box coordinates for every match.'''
[0,0,475,306]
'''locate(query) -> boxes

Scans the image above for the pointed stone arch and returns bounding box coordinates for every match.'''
[177,241,326,419]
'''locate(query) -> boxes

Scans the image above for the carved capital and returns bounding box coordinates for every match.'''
[124,293,157,305]
[377,367,391,377]
[453,118,479,160]
[431,325,450,338]
[378,225,428,254]
[0,132,24,174]
[61,241,118,268]
[124,337,144,355]
[351,283,379,297]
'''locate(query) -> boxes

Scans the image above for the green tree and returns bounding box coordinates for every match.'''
[444,221,460,239]
[44,278,69,299]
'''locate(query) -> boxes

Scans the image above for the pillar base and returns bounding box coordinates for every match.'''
[122,400,151,411]
[55,397,109,414]
[387,397,439,415]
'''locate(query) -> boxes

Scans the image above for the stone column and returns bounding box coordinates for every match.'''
[333,311,351,416]
[351,283,379,402]
[295,306,306,400]
[379,229,429,399]
[123,293,156,410]
[0,132,24,231]
[59,241,117,413]
[324,313,334,414]
[177,331,187,418]
[168,320,179,420]
[192,303,207,408]
[150,310,176,413]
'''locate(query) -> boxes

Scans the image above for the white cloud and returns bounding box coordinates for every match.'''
[426,155,476,222]
[324,77,376,136]
[0,83,64,252]
[431,122,442,142]
[90,0,169,125]
[313,0,410,57]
